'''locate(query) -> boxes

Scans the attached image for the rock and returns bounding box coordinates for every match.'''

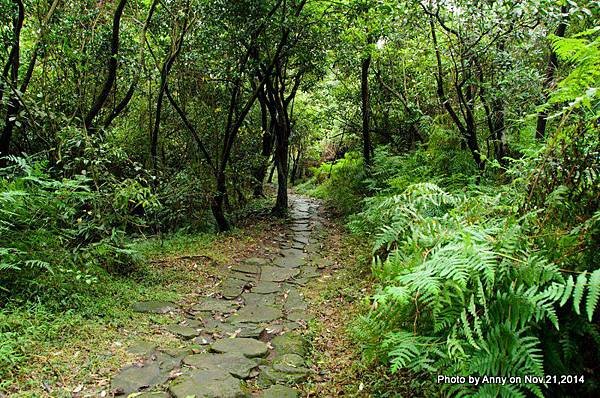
[283,321,302,331]
[272,354,310,375]
[184,352,258,379]
[238,324,266,338]
[279,248,306,258]
[252,281,281,294]
[127,341,157,356]
[203,318,265,338]
[292,233,310,245]
[271,334,306,357]
[230,271,257,282]
[260,266,300,282]
[152,350,187,372]
[261,385,299,398]
[183,318,204,328]
[232,262,260,275]
[287,309,314,322]
[192,333,214,345]
[210,337,269,358]
[242,292,278,306]
[132,301,177,314]
[283,290,307,311]
[133,393,170,398]
[290,224,310,232]
[245,257,270,266]
[291,242,305,250]
[158,347,192,358]
[169,369,248,398]
[111,363,167,396]
[257,365,309,387]
[222,278,248,299]
[230,305,283,324]
[203,319,238,334]
[193,297,238,313]
[265,323,285,335]
[273,256,304,269]
[165,325,200,339]
[300,266,320,279]
[289,277,309,286]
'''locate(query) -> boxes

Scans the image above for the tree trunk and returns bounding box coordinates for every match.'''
[273,120,289,216]
[0,0,25,159]
[290,147,301,185]
[268,158,277,183]
[84,0,128,132]
[536,6,568,140]
[492,97,506,163]
[252,92,274,197]
[211,171,230,232]
[361,53,373,169]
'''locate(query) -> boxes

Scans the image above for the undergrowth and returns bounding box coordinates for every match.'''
[302,31,600,397]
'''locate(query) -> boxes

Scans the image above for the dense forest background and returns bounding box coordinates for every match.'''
[0,0,599,396]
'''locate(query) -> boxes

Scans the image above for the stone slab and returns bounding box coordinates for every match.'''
[230,305,283,324]
[111,363,167,396]
[261,385,299,398]
[132,301,177,314]
[252,281,282,294]
[184,352,258,379]
[210,338,269,358]
[168,369,248,398]
[260,266,300,282]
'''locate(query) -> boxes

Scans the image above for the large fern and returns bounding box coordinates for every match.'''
[352,182,600,397]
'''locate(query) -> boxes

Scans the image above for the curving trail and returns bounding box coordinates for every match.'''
[111,195,329,397]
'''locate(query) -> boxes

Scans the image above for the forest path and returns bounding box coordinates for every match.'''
[111,195,332,398]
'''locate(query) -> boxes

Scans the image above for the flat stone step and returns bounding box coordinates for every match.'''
[132,301,177,314]
[231,263,260,275]
[168,369,247,398]
[165,324,201,339]
[261,385,299,398]
[210,337,269,358]
[192,297,239,313]
[252,281,282,294]
[183,352,258,379]
[260,266,300,282]
[229,305,283,324]
[111,363,168,396]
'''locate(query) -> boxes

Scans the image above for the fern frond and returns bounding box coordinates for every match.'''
[573,272,588,315]
[586,269,600,321]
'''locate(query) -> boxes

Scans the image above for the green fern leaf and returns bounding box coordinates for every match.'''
[573,272,588,315]
[559,275,574,307]
[586,269,600,321]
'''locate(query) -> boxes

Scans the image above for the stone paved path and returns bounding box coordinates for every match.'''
[111,195,327,397]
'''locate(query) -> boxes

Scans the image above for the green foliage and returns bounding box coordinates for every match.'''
[547,26,600,113]
[351,180,600,396]
[0,147,159,298]
[303,151,366,216]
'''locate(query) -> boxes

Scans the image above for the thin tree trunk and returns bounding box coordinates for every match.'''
[291,147,301,185]
[268,158,277,183]
[0,0,25,158]
[536,6,568,140]
[361,52,373,169]
[211,171,229,232]
[273,117,290,215]
[252,90,275,197]
[84,0,128,132]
